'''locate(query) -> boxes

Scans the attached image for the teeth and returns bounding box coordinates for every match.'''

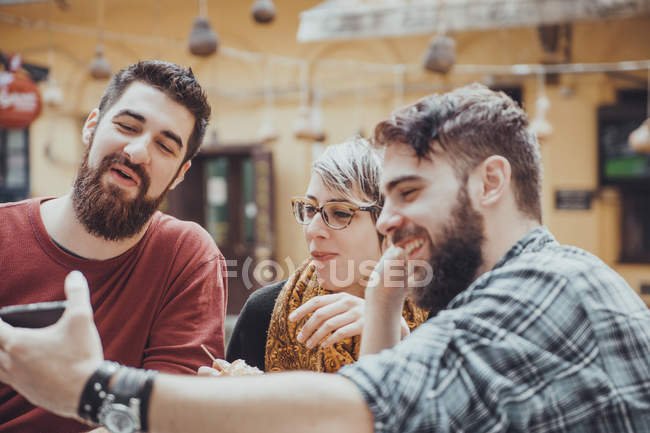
[115,168,132,180]
[404,239,424,255]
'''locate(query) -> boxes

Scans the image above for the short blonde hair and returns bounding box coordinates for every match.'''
[312,136,384,224]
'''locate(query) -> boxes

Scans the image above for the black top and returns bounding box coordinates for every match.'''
[225,280,286,371]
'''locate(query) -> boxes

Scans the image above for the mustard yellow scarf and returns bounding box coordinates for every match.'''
[265,259,428,373]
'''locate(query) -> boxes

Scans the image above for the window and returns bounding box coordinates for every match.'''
[620,188,650,263]
[0,128,30,203]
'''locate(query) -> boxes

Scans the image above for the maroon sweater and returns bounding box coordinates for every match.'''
[0,198,227,432]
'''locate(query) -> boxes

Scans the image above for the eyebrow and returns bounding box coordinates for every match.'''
[306,194,350,204]
[383,175,423,193]
[113,109,184,151]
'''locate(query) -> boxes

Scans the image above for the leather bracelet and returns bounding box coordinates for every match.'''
[78,361,121,425]
[110,366,158,432]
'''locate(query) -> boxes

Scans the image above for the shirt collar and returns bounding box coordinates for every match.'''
[445,226,557,310]
[490,225,557,273]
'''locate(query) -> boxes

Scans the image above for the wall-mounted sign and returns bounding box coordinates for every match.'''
[0,69,42,129]
[555,190,594,210]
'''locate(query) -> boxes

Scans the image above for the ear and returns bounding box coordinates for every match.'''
[169,160,192,190]
[81,109,100,147]
[473,155,511,208]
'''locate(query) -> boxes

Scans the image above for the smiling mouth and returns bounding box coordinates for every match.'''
[401,238,425,257]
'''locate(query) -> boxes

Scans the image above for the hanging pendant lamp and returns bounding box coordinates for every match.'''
[89,43,111,79]
[251,0,276,24]
[189,0,218,56]
[189,16,219,56]
[89,0,111,79]
[423,34,456,74]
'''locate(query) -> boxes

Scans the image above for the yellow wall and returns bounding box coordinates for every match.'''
[1,1,649,302]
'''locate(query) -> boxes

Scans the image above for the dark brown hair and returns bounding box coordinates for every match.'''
[97,60,211,164]
[374,83,542,222]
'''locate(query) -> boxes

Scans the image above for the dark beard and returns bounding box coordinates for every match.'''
[72,151,165,241]
[395,184,485,315]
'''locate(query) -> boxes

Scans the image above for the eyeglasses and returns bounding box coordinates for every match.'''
[291,197,378,230]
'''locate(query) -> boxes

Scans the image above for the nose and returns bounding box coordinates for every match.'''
[376,200,402,237]
[304,211,330,240]
[123,134,152,165]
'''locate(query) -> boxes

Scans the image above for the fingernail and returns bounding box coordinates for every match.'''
[65,270,86,287]
[289,312,296,321]
[321,342,330,348]
[296,332,303,342]
[305,340,313,349]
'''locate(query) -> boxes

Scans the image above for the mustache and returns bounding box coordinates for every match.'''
[391,224,430,246]
[98,153,150,193]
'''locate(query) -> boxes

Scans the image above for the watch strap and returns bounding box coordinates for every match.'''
[78,361,121,424]
[110,366,158,432]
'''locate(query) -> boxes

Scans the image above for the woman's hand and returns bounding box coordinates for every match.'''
[197,359,262,377]
[289,293,410,349]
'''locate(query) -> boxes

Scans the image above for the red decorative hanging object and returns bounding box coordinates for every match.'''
[0,55,42,129]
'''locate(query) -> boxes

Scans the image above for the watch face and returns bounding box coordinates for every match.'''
[102,404,139,433]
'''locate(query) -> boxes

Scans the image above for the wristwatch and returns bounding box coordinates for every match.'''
[98,392,142,433]
[78,361,157,433]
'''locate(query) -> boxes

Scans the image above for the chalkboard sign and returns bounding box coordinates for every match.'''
[598,90,650,189]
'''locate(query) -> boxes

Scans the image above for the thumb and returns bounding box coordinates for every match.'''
[63,271,92,318]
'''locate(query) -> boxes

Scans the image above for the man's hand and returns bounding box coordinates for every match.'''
[0,271,104,420]
[360,245,414,356]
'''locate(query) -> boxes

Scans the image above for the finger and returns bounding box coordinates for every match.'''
[0,318,14,348]
[212,359,230,372]
[400,317,410,339]
[197,366,220,377]
[0,348,10,371]
[320,321,364,348]
[63,271,92,319]
[383,244,406,262]
[297,299,357,344]
[306,309,361,348]
[289,294,342,322]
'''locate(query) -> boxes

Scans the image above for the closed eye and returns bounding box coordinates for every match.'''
[116,122,136,132]
[157,141,174,154]
[400,189,417,199]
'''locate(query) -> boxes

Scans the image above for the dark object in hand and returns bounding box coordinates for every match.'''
[0,300,67,328]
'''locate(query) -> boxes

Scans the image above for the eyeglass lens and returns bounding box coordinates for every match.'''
[293,200,355,229]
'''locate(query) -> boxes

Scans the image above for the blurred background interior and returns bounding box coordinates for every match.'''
[1,0,649,323]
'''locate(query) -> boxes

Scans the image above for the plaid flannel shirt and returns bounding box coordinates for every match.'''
[339,226,650,433]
